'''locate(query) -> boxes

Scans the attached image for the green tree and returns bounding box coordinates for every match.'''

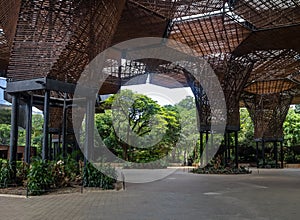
[238,108,256,162]
[0,108,11,124]
[31,114,44,151]
[0,113,43,149]
[174,96,199,164]
[294,104,300,114]
[0,124,11,145]
[283,108,300,147]
[100,90,169,162]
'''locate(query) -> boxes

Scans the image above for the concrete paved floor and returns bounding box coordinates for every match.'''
[1,168,300,220]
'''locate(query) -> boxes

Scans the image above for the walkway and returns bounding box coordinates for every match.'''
[1,168,300,220]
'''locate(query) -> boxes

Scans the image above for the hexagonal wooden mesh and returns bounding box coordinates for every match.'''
[243,91,295,140]
[7,0,126,83]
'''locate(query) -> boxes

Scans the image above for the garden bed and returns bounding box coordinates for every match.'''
[191,166,252,175]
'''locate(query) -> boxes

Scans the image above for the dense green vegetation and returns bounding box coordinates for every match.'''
[96,90,198,166]
[238,107,300,163]
[0,110,43,150]
[2,92,300,193]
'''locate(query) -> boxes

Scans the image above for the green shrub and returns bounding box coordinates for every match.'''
[16,161,29,185]
[83,162,117,190]
[0,159,13,188]
[52,156,80,187]
[27,159,53,195]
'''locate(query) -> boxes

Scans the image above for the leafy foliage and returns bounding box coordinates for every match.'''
[283,109,300,147]
[238,108,256,162]
[52,156,80,188]
[0,124,11,145]
[174,96,199,164]
[0,113,43,152]
[27,159,53,195]
[83,162,117,189]
[98,90,176,162]
[0,108,11,124]
[0,159,13,188]
[95,93,200,165]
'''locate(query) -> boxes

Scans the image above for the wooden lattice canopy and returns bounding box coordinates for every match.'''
[1,0,300,133]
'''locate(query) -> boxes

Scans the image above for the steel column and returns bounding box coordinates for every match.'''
[234,131,238,168]
[224,133,228,165]
[9,94,19,178]
[24,95,32,164]
[84,98,95,165]
[227,132,231,161]
[280,141,284,168]
[42,90,50,160]
[274,141,278,168]
[256,141,259,168]
[62,93,67,159]
[200,132,203,166]
[262,139,265,167]
[205,131,209,164]
[49,133,53,160]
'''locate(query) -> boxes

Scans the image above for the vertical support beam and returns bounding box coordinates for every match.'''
[84,98,95,164]
[227,132,231,162]
[84,97,95,187]
[205,131,209,164]
[73,127,81,162]
[49,133,53,160]
[256,141,259,168]
[62,93,67,159]
[53,138,56,160]
[200,132,203,166]
[224,133,228,165]
[280,141,284,168]
[210,131,214,164]
[25,95,32,164]
[58,132,61,156]
[9,93,19,178]
[234,131,238,168]
[262,139,265,167]
[274,141,278,168]
[42,90,50,161]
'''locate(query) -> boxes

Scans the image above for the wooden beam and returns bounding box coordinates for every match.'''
[6,77,77,93]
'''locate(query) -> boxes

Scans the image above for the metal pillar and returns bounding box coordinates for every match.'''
[280,141,284,168]
[53,138,56,160]
[49,133,53,160]
[83,98,95,187]
[84,98,95,165]
[261,139,266,167]
[57,132,61,157]
[234,131,238,168]
[210,131,214,163]
[256,142,259,168]
[73,127,81,162]
[62,93,67,159]
[227,132,231,162]
[274,141,278,168]
[200,132,203,166]
[205,131,209,164]
[224,133,228,165]
[262,140,265,167]
[9,94,19,178]
[42,90,50,161]
[25,95,32,164]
